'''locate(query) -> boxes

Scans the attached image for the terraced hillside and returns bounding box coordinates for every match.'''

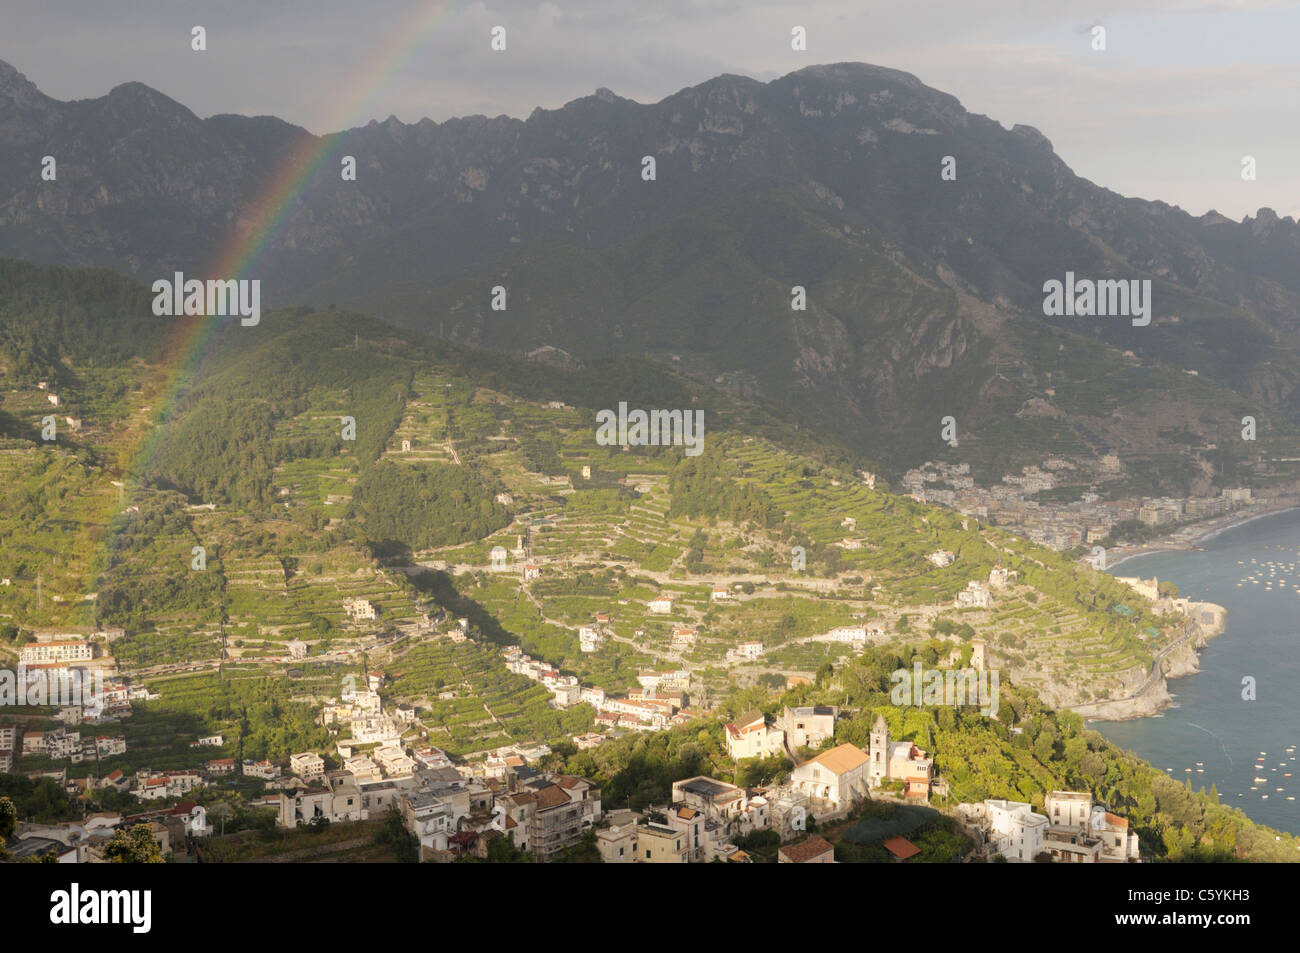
[0,266,1191,777]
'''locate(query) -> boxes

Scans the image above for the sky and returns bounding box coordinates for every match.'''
[4,0,1299,219]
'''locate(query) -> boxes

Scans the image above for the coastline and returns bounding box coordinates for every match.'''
[1076,502,1300,722]
[1104,501,1300,571]
[1072,599,1226,723]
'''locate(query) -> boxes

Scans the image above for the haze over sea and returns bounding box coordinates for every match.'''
[1096,508,1300,836]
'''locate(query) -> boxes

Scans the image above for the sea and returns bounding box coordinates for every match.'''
[1094,507,1300,836]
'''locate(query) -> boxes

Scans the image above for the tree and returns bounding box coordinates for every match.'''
[376,807,419,863]
[553,829,601,863]
[475,833,533,863]
[102,824,165,863]
[0,796,16,844]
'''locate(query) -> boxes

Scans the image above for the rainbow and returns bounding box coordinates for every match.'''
[132,0,463,477]
[76,2,464,617]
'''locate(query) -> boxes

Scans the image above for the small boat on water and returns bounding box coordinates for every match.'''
[1255,777,1268,783]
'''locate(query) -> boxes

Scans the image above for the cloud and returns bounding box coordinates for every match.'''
[1,0,1297,217]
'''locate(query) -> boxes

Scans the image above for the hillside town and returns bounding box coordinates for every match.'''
[1,662,1145,863]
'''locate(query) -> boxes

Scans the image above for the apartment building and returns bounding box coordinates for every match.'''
[499,774,601,861]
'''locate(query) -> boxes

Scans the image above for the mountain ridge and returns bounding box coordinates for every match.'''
[3,56,1300,487]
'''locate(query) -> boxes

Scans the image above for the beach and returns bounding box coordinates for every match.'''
[1105,499,1300,571]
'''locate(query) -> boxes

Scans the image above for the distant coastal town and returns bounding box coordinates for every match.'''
[901,456,1300,562]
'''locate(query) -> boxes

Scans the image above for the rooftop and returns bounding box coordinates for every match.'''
[806,743,869,775]
[883,836,921,861]
[779,835,835,863]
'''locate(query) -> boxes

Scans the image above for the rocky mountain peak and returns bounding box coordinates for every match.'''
[0,58,49,109]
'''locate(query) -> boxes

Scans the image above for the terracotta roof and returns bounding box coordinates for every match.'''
[1103,812,1128,829]
[806,743,869,775]
[779,836,834,863]
[533,784,570,811]
[883,836,921,860]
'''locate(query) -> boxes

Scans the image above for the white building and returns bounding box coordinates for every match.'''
[19,640,93,665]
[280,783,367,828]
[95,736,126,757]
[789,744,871,809]
[955,580,993,609]
[376,746,416,778]
[343,598,377,621]
[597,817,638,863]
[776,706,837,750]
[1090,807,1141,862]
[1045,790,1092,829]
[414,746,452,769]
[551,681,581,708]
[290,752,326,781]
[243,759,281,780]
[988,565,1018,589]
[983,799,1048,862]
[670,627,698,650]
